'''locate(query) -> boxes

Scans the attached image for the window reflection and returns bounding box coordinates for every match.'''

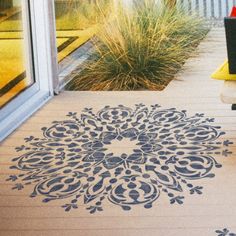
[0,0,34,108]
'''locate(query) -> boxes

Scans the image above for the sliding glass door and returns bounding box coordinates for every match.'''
[0,0,35,109]
[0,0,57,141]
[54,0,110,88]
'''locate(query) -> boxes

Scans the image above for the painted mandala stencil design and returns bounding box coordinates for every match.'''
[216,228,236,236]
[7,104,232,214]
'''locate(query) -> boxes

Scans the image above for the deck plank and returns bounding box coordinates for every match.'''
[0,28,236,236]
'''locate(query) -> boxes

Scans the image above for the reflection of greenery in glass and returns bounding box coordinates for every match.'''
[0,1,111,31]
[0,12,22,31]
[66,0,208,91]
[0,3,34,108]
[55,0,111,30]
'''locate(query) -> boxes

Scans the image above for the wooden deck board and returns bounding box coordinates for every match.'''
[1,28,236,236]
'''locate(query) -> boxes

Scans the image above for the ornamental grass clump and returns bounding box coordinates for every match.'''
[66,0,208,91]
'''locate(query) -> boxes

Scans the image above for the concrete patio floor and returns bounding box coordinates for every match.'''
[1,28,236,236]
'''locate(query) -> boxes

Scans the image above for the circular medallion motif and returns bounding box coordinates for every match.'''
[7,104,232,214]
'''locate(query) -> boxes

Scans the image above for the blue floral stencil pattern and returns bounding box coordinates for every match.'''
[7,104,232,214]
[216,228,236,236]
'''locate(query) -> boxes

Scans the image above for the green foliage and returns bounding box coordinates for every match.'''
[66,0,208,91]
[55,0,111,30]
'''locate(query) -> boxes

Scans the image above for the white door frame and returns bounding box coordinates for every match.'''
[0,0,58,142]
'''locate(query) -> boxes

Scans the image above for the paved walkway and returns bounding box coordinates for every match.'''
[1,28,236,236]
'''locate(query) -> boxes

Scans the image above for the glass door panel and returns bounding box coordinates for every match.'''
[54,0,98,59]
[53,0,111,87]
[0,0,34,108]
[0,0,56,141]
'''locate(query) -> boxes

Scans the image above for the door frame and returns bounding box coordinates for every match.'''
[0,0,58,142]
